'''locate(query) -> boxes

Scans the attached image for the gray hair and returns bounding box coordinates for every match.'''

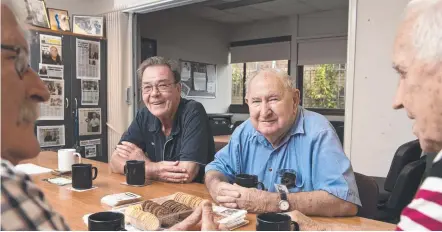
[137,56,181,83]
[406,0,442,61]
[245,69,295,98]
[2,0,29,41]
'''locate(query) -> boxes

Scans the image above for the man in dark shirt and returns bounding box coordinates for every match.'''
[110,56,214,183]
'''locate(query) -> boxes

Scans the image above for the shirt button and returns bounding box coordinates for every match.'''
[269,168,272,172]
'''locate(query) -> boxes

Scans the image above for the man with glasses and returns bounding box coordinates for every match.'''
[110,56,214,183]
[1,1,70,230]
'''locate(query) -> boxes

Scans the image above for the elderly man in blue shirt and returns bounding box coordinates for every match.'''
[205,69,361,216]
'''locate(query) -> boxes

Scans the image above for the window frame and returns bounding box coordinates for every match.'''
[297,65,345,116]
[228,37,345,116]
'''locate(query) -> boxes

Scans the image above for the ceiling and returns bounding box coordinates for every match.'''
[165,0,348,24]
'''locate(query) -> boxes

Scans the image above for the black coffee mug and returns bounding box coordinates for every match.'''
[124,160,145,185]
[256,213,299,231]
[72,163,98,189]
[235,174,265,190]
[88,211,126,231]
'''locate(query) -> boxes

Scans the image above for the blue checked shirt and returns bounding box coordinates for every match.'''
[206,108,361,206]
[1,160,70,231]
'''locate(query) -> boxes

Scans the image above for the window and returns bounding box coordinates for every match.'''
[299,64,346,113]
[231,60,289,106]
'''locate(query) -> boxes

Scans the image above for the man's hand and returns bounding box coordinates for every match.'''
[286,210,326,231]
[151,161,189,183]
[232,184,274,213]
[168,200,223,231]
[115,141,146,161]
[208,181,241,209]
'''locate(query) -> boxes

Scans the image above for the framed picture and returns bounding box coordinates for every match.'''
[72,15,104,37]
[47,8,70,31]
[25,0,50,28]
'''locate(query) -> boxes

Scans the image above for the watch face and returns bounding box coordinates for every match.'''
[279,200,290,211]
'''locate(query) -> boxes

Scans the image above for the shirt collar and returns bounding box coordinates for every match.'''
[147,99,183,136]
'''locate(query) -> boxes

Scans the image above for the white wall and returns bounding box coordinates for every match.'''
[45,0,115,15]
[138,12,231,113]
[346,0,416,177]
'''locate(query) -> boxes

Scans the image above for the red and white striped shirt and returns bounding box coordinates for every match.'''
[396,151,442,231]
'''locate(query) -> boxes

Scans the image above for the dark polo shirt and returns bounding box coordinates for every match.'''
[119,98,215,182]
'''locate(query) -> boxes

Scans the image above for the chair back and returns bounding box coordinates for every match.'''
[384,140,422,192]
[354,172,379,219]
[385,156,426,217]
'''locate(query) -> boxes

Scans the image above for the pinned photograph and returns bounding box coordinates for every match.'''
[181,61,191,81]
[37,125,66,147]
[47,8,70,31]
[76,39,100,79]
[79,108,101,135]
[81,79,99,105]
[25,0,50,28]
[40,34,63,65]
[85,145,97,158]
[73,15,104,37]
[39,63,63,79]
[39,79,64,120]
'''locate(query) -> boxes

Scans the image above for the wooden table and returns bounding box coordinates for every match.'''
[25,152,395,231]
[214,135,231,144]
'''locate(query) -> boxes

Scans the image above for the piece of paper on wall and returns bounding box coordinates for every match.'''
[76,39,100,79]
[38,63,63,79]
[193,72,207,91]
[40,34,63,65]
[181,62,191,81]
[80,139,100,146]
[78,108,101,136]
[37,125,66,147]
[181,83,191,98]
[206,65,216,82]
[81,79,99,105]
[39,79,64,120]
[207,82,216,94]
[85,145,97,158]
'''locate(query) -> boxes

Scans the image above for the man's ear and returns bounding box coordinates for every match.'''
[292,89,300,105]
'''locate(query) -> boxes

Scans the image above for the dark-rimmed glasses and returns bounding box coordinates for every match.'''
[142,81,179,94]
[1,44,30,79]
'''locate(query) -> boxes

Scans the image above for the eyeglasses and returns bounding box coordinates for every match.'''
[142,81,178,94]
[1,44,30,80]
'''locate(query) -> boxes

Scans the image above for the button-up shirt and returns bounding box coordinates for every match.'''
[206,107,361,206]
[1,160,70,231]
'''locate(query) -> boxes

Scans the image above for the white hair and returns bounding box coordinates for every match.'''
[2,0,29,41]
[245,69,295,97]
[406,0,442,61]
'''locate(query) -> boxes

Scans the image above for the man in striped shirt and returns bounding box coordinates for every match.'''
[287,0,442,230]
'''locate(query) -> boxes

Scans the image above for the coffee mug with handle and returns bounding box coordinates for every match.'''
[88,211,126,231]
[256,213,299,231]
[58,149,82,172]
[235,174,265,190]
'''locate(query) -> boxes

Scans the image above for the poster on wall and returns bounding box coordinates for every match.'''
[37,125,66,147]
[40,34,63,65]
[181,61,191,81]
[39,78,64,120]
[38,63,63,79]
[181,83,191,98]
[81,79,99,105]
[84,145,97,158]
[78,108,101,136]
[76,39,100,79]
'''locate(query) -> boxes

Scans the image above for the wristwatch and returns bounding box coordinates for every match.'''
[278,188,290,212]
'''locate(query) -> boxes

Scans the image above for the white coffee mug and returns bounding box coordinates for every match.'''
[58,149,82,171]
